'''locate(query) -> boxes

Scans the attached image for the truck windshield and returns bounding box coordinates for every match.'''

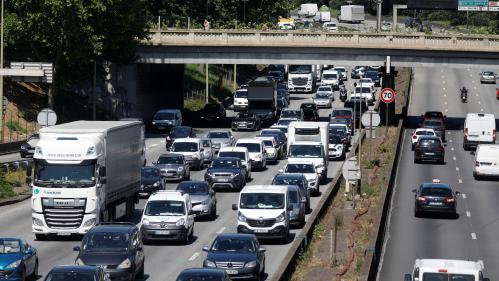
[171,142,198,152]
[240,193,285,209]
[289,145,322,158]
[34,160,95,187]
[235,90,248,98]
[285,164,315,173]
[289,65,312,74]
[422,273,474,281]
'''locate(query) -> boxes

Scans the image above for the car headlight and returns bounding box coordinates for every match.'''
[117,258,132,269]
[177,166,184,171]
[276,211,286,223]
[238,211,247,222]
[83,218,96,227]
[6,260,21,269]
[204,260,216,267]
[176,218,185,226]
[255,154,262,160]
[166,136,171,140]
[245,260,257,268]
[33,217,44,226]
[202,199,210,205]
[152,121,156,125]
[75,258,85,266]
[20,145,27,149]
[142,218,150,226]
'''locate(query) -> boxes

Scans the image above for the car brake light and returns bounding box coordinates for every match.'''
[417,196,426,202]
[445,197,455,203]
[493,129,496,141]
[465,128,468,140]
[476,161,480,167]
[438,269,448,273]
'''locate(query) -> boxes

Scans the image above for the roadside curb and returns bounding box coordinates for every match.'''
[0,193,31,207]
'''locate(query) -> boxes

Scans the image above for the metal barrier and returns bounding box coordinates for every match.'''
[0,159,32,173]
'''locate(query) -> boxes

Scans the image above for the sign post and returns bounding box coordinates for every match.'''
[362,110,381,161]
[380,87,395,127]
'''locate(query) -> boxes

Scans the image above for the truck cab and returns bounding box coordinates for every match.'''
[288,65,315,93]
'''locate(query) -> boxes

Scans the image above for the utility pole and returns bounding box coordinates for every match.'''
[92,61,96,120]
[242,0,248,23]
[0,0,4,142]
[205,64,209,104]
[377,0,382,32]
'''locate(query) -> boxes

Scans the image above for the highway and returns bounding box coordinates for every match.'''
[0,78,369,281]
[378,67,499,280]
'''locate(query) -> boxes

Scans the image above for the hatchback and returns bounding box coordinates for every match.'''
[0,238,38,281]
[44,265,109,281]
[414,136,445,164]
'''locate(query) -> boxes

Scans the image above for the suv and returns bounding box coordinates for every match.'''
[140,190,195,244]
[218,147,252,181]
[166,126,196,150]
[205,157,247,190]
[413,179,459,218]
[170,138,205,170]
[151,109,182,133]
[200,103,226,123]
[176,181,217,219]
[420,118,446,142]
[414,136,445,164]
[44,266,110,281]
[73,223,145,281]
[154,153,190,181]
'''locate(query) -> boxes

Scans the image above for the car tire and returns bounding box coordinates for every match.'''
[188,226,194,241]
[212,204,217,219]
[137,261,145,279]
[414,158,419,164]
[31,260,38,279]
[414,208,420,217]
[281,228,289,244]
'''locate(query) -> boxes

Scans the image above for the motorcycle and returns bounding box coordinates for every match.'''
[460,90,468,103]
[339,89,348,102]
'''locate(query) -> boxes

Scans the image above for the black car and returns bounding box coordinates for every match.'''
[205,157,246,190]
[176,268,230,281]
[421,111,446,121]
[268,70,284,82]
[44,265,110,281]
[414,136,445,164]
[329,125,350,148]
[20,133,39,158]
[232,111,261,131]
[351,66,366,79]
[201,103,227,123]
[413,180,459,218]
[363,70,380,87]
[203,233,265,281]
[139,166,162,196]
[280,109,302,120]
[166,126,196,149]
[272,173,311,213]
[74,223,145,281]
[300,103,319,122]
[420,118,446,142]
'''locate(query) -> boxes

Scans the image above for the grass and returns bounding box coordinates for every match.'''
[0,174,16,199]
[6,120,28,134]
[4,170,25,187]
[184,99,206,111]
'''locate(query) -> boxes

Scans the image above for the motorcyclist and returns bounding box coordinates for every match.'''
[460,86,468,100]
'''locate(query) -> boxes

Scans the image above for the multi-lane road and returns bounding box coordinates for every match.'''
[378,67,499,279]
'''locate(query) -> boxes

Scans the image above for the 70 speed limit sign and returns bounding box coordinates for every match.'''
[380,88,396,103]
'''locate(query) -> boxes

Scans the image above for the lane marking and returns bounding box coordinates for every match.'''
[445,109,448,112]
[456,167,460,171]
[451,147,455,151]
[481,108,484,112]
[458,179,463,183]
[448,132,451,135]
[443,93,447,97]
[160,140,165,143]
[443,87,446,91]
[188,252,200,261]
[453,156,457,161]
[466,211,471,217]
[462,193,467,199]
[476,94,479,97]
[471,233,477,240]
[478,101,481,105]
[472,80,475,84]
[444,101,447,105]
[216,227,226,234]
[474,86,477,90]
[149,144,158,148]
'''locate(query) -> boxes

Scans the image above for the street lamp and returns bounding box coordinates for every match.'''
[0,0,5,141]
[242,0,248,23]
[376,0,382,32]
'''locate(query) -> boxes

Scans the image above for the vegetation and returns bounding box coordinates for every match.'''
[6,120,27,134]
[0,172,19,200]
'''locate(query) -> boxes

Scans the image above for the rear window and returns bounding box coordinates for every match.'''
[423,121,443,127]
[416,131,435,136]
[421,187,452,197]
[422,272,474,281]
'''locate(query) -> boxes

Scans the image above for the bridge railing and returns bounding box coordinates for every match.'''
[144,29,499,51]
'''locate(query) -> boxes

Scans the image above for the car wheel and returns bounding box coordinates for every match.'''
[31,260,38,279]
[411,144,415,151]
[137,261,145,279]
[414,208,420,217]
[281,228,289,244]
[188,225,194,241]
[212,204,217,219]
[414,158,419,164]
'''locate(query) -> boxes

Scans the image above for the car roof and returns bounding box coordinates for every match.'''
[156,109,180,113]
[207,130,231,134]
[255,136,276,142]
[415,128,435,132]
[148,190,188,201]
[415,259,483,272]
[274,173,305,179]
[423,117,443,122]
[421,183,451,189]
[237,138,263,144]
[418,135,441,140]
[241,185,288,194]
[219,147,248,153]
[173,126,192,130]
[216,233,256,240]
[50,265,99,273]
[287,159,315,165]
[214,157,241,162]
[174,138,201,143]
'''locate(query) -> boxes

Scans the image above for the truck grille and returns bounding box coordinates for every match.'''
[43,206,85,229]
[215,261,245,269]
[292,77,308,86]
[247,218,276,227]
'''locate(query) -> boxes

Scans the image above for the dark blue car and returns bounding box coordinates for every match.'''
[140,166,162,196]
[176,268,230,281]
[364,70,380,87]
[0,238,38,281]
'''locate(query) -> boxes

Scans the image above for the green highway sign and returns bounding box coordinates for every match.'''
[459,0,488,5]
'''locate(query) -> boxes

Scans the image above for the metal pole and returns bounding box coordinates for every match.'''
[158,16,161,31]
[369,110,372,161]
[233,64,237,91]
[386,55,391,130]
[92,61,96,120]
[243,1,246,23]
[188,17,190,30]
[376,0,382,32]
[0,0,4,143]
[205,64,209,103]
[392,4,397,32]
[206,0,209,17]
[358,97,362,172]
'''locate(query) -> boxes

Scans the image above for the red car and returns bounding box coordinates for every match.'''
[496,88,499,100]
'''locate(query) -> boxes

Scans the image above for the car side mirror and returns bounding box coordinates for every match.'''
[278,169,284,173]
[404,274,412,281]
[287,205,293,211]
[202,246,210,252]
[258,247,266,253]
[73,246,81,252]
[232,204,238,210]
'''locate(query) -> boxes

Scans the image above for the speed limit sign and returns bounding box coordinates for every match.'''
[380,88,396,103]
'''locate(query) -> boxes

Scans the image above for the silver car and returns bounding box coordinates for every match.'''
[287,185,306,227]
[313,93,332,108]
[201,138,215,164]
[176,181,217,219]
[480,71,496,84]
[154,153,190,181]
[205,130,235,152]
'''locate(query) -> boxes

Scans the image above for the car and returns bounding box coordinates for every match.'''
[235,139,267,171]
[205,157,247,190]
[313,92,332,108]
[421,111,446,123]
[333,66,348,81]
[176,268,231,281]
[74,223,145,281]
[281,161,320,196]
[300,103,319,122]
[140,190,195,244]
[272,173,310,213]
[151,109,182,133]
[44,265,110,281]
[330,117,353,135]
[323,21,337,31]
[0,238,38,281]
[328,134,346,160]
[268,70,284,82]
[154,153,190,181]
[329,123,351,147]
[269,125,289,137]
[170,138,205,170]
[203,234,265,281]
[405,259,487,281]
[19,133,39,158]
[205,130,236,152]
[321,70,340,90]
[218,147,252,181]
[414,136,445,164]
[480,71,496,84]
[232,111,262,131]
[260,129,287,154]
[413,179,459,218]
[351,66,366,79]
[353,85,375,105]
[411,128,437,150]
[316,85,334,99]
[200,138,215,163]
[473,144,499,179]
[276,96,288,111]
[275,117,298,127]
[255,136,280,163]
[166,126,196,150]
[176,181,217,219]
[344,99,368,126]
[420,118,446,142]
[287,185,307,227]
[140,166,163,196]
[330,108,353,120]
[358,77,375,89]
[280,109,303,120]
[200,103,227,123]
[233,88,249,112]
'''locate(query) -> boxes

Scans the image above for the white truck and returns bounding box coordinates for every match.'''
[314,11,331,22]
[338,5,365,23]
[287,121,329,183]
[298,3,318,18]
[288,65,319,93]
[30,121,144,239]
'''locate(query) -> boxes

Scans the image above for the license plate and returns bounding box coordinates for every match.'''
[218,178,229,182]
[57,232,71,236]
[425,152,435,155]
[253,229,268,233]
[158,126,165,129]
[429,202,443,206]
[226,270,238,275]
[156,230,170,235]
[54,199,75,207]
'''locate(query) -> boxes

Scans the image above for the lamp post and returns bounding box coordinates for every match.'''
[376,0,382,32]
[0,0,5,142]
[242,0,248,22]
[206,0,209,18]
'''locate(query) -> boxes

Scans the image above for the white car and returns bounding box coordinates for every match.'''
[170,138,205,170]
[328,134,346,160]
[473,144,499,179]
[280,160,320,195]
[200,138,215,163]
[255,136,279,163]
[411,128,437,150]
[313,92,332,108]
[235,138,267,171]
[321,70,340,90]
[358,78,375,89]
[276,118,298,127]
[354,86,375,105]
[233,88,248,111]
[405,259,486,281]
[333,66,347,81]
[323,21,337,31]
[316,85,334,99]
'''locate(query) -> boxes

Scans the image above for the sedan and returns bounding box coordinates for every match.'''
[414,136,445,164]
[232,111,261,131]
[420,118,446,142]
[177,181,217,219]
[411,128,437,150]
[205,130,235,152]
[287,185,306,227]
[154,153,190,181]
[0,238,38,281]
[313,93,332,108]
[280,109,303,120]
[480,71,496,84]
[203,234,265,281]
[316,85,334,100]
[413,179,459,218]
[205,157,246,190]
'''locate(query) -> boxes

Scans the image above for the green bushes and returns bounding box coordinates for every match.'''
[0,174,15,199]
[6,120,28,134]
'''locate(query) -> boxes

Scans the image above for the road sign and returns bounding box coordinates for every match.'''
[37,108,57,126]
[361,110,381,127]
[458,0,496,10]
[380,88,396,103]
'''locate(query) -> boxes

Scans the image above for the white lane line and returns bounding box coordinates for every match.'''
[216,227,226,234]
[443,81,446,84]
[449,139,453,143]
[443,87,446,91]
[474,86,477,90]
[188,252,201,261]
[462,193,467,199]
[160,140,165,143]
[451,147,455,151]
[470,74,473,77]
[471,233,477,240]
[476,94,479,97]
[149,144,158,148]
[445,109,449,112]
[472,80,475,84]
[444,101,447,105]
[456,167,460,171]
[458,179,463,183]
[478,101,481,104]
[448,131,451,135]
[481,108,484,112]
[443,93,447,97]
[453,156,457,161]
[466,211,471,217]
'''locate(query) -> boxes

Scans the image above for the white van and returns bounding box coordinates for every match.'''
[232,185,291,243]
[235,138,267,171]
[464,113,496,150]
[298,3,318,17]
[404,259,487,281]
[170,138,205,170]
[218,146,252,181]
[473,144,499,179]
[233,88,248,112]
[321,69,340,90]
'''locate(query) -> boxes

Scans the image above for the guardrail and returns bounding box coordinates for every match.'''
[0,159,32,173]
[144,30,499,52]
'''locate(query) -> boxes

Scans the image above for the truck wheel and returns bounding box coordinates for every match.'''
[35,234,45,241]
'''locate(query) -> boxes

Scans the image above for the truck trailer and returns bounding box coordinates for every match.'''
[247,76,278,123]
[338,5,365,23]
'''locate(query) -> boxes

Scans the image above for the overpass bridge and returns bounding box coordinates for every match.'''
[138,29,499,67]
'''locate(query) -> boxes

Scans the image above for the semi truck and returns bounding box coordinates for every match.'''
[247,76,278,123]
[338,5,365,23]
[288,65,320,93]
[30,121,144,239]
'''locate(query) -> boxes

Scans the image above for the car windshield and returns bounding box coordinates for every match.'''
[154,112,174,120]
[355,87,371,94]
[82,232,129,251]
[171,142,198,152]
[334,68,345,72]
[144,200,185,216]
[285,163,315,173]
[329,135,343,144]
[416,130,435,136]
[315,93,329,99]
[289,145,322,158]
[45,272,97,281]
[421,187,453,197]
[176,273,224,281]
[281,110,300,119]
[0,240,21,253]
[366,71,378,77]
[272,177,305,188]
[317,86,331,92]
[329,127,346,134]
[157,156,183,164]
[141,167,159,177]
[270,127,288,134]
[423,121,442,127]
[235,90,248,98]
[422,273,474,281]
[212,159,238,168]
[424,112,443,118]
[171,127,191,138]
[483,71,494,75]
[360,79,372,84]
[207,132,230,139]
[323,74,337,79]
[211,238,255,253]
[332,110,352,117]
[261,140,273,147]
[204,104,220,112]
[237,112,254,119]
[240,193,285,209]
[177,182,209,195]
[277,119,294,126]
[236,143,261,153]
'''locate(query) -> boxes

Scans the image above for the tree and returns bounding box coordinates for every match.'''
[4,0,148,108]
